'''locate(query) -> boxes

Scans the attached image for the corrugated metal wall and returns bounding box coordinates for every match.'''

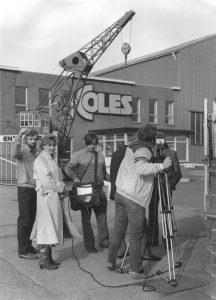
[96,36,216,163]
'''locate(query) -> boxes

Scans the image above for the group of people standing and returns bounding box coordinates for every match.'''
[13,124,181,278]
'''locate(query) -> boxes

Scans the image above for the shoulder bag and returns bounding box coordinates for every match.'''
[69,152,95,211]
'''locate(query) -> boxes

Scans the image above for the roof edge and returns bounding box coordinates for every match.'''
[92,33,216,76]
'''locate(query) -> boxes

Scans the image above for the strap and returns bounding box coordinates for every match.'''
[94,151,98,184]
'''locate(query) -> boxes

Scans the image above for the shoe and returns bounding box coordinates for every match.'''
[130,269,146,280]
[118,251,129,259]
[141,254,161,261]
[39,246,58,270]
[28,245,39,254]
[19,252,39,259]
[86,247,98,253]
[48,247,61,266]
[107,262,116,271]
[50,259,61,266]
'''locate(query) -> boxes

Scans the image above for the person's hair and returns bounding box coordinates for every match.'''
[84,133,98,146]
[137,125,157,143]
[23,129,38,143]
[40,134,57,149]
[156,132,165,139]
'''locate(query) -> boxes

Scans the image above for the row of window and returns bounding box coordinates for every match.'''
[132,98,174,125]
[15,87,174,124]
[15,86,203,145]
[96,133,189,161]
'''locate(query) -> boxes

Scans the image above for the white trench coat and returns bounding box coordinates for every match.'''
[31,150,65,245]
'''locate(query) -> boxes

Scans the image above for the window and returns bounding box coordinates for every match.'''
[98,133,137,157]
[98,133,126,157]
[34,113,41,127]
[165,101,174,124]
[39,88,49,112]
[15,86,27,114]
[20,113,33,127]
[190,111,203,145]
[131,98,140,123]
[20,112,41,128]
[148,99,158,123]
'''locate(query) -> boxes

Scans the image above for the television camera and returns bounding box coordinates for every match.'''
[152,137,167,163]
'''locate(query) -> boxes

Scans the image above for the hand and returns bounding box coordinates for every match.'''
[162,157,172,169]
[19,128,27,137]
[73,177,80,183]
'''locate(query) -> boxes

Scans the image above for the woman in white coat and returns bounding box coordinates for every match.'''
[31,134,67,270]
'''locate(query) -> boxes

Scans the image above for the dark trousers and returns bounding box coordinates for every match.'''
[81,192,109,249]
[17,187,37,255]
[148,175,173,246]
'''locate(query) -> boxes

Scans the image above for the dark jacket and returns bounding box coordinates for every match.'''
[109,145,127,200]
[161,147,182,190]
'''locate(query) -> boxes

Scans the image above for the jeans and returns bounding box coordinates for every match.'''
[81,189,109,249]
[17,187,37,255]
[108,192,146,272]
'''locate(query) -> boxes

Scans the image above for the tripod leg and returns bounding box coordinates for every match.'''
[165,174,181,265]
[119,242,129,272]
[158,175,172,282]
[158,173,178,285]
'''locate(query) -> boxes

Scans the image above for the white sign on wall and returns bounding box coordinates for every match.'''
[0,135,16,142]
[76,85,133,121]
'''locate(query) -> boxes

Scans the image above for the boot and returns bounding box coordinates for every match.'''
[48,246,61,266]
[39,245,58,270]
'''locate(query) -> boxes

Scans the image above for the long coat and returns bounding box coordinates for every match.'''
[30,150,65,245]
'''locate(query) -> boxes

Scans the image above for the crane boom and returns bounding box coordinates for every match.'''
[59,10,135,74]
[31,11,135,157]
[49,10,135,148]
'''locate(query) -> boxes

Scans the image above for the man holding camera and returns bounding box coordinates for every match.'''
[107,125,172,279]
[148,133,182,247]
[13,128,39,259]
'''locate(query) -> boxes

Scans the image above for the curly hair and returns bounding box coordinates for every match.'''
[23,129,38,143]
[136,125,157,143]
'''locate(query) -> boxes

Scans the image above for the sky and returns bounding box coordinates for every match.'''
[1,0,216,76]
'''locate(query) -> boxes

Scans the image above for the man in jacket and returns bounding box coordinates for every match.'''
[107,125,172,279]
[13,128,39,259]
[65,133,110,253]
[148,133,182,247]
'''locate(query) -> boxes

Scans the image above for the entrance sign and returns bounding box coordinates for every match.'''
[76,85,133,120]
[0,135,16,142]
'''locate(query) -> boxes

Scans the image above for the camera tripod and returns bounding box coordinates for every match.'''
[152,171,182,286]
[117,172,182,286]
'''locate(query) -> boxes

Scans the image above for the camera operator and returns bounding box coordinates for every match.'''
[148,133,182,247]
[107,125,172,280]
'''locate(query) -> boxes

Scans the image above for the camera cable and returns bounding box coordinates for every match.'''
[66,195,156,291]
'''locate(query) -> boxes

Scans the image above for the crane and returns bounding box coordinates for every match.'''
[33,10,135,155]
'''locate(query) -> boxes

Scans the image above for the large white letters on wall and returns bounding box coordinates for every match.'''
[76,85,132,121]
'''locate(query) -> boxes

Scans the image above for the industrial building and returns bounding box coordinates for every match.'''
[1,33,216,183]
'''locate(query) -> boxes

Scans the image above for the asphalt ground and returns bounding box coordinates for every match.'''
[0,168,211,300]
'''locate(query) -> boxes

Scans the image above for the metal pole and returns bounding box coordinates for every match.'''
[203,98,208,212]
